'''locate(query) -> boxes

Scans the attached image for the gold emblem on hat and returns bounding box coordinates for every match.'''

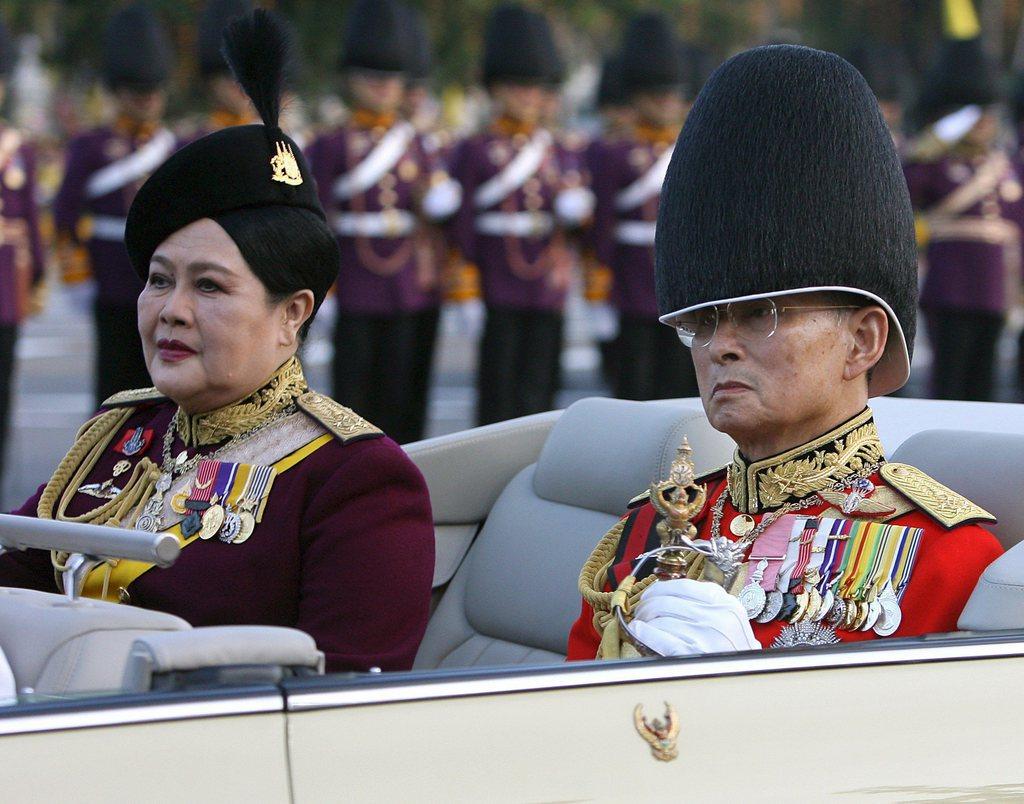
[270,141,303,186]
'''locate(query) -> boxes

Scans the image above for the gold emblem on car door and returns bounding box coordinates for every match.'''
[633,703,680,761]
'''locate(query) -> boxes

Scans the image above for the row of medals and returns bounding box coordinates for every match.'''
[135,452,256,545]
[729,515,902,638]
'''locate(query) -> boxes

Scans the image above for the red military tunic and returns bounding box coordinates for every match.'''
[0,359,435,673]
[568,410,1003,660]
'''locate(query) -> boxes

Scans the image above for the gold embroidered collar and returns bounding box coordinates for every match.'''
[174,357,308,448]
[727,408,885,514]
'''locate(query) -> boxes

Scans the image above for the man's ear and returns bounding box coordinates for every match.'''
[844,306,888,384]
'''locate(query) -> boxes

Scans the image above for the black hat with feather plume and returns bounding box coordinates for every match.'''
[126,9,338,313]
[198,0,253,78]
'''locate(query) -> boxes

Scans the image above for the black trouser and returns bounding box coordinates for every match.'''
[614,315,699,401]
[926,308,1004,401]
[0,325,16,483]
[477,306,563,426]
[93,302,151,408]
[332,309,437,444]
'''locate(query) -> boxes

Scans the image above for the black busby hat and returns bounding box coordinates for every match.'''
[597,53,628,108]
[482,5,556,87]
[402,5,433,84]
[0,22,14,78]
[339,0,410,75]
[531,10,564,87]
[621,13,684,94]
[847,41,908,104]
[198,0,253,78]
[103,3,174,91]
[916,0,995,124]
[126,10,337,310]
[655,45,918,396]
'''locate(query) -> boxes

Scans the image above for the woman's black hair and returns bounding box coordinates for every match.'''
[214,205,339,340]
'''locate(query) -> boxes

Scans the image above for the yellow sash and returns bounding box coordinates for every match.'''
[82,433,333,602]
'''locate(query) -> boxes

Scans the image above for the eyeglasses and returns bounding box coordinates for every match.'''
[670,298,860,348]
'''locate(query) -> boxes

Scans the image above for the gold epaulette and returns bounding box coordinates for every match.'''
[626,465,728,510]
[102,387,166,408]
[297,392,383,444]
[879,463,996,529]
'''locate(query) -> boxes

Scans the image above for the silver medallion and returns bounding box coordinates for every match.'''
[828,597,847,627]
[770,621,841,649]
[861,599,882,632]
[738,583,767,620]
[135,513,158,533]
[873,585,903,637]
[757,590,783,623]
[738,559,768,619]
[218,510,242,543]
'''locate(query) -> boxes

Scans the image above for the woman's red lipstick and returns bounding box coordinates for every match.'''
[157,338,197,362]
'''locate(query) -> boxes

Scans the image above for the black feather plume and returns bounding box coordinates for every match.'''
[221,8,291,129]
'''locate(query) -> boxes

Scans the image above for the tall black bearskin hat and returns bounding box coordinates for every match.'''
[621,13,684,95]
[403,5,433,85]
[916,0,995,124]
[531,10,565,87]
[597,53,628,108]
[126,10,338,322]
[848,40,908,104]
[339,0,410,75]
[679,42,714,103]
[103,3,174,91]
[0,22,13,78]
[655,45,918,397]
[482,5,556,87]
[198,0,253,79]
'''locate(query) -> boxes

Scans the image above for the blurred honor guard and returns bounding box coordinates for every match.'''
[449,5,587,425]
[54,3,177,407]
[0,23,46,481]
[0,10,434,672]
[587,14,699,401]
[904,0,1022,401]
[309,0,448,444]
[195,0,257,134]
[848,40,910,150]
[568,45,1002,660]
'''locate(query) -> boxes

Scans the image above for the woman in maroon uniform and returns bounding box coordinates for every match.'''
[0,11,434,673]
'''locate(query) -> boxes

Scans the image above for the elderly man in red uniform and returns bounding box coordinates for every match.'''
[569,44,1003,660]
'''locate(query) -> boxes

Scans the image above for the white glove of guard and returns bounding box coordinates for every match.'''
[627,579,762,657]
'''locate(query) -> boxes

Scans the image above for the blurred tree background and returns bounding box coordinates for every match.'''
[5,0,1024,110]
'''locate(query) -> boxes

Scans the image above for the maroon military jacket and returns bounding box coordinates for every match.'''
[587,125,677,320]
[0,125,45,327]
[448,117,575,312]
[0,384,435,673]
[308,110,438,316]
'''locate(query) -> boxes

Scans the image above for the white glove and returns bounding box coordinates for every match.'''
[444,299,486,340]
[62,279,96,316]
[421,177,463,222]
[587,302,619,342]
[627,579,761,657]
[554,186,595,227]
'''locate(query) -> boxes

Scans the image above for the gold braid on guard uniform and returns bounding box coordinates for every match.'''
[36,406,162,587]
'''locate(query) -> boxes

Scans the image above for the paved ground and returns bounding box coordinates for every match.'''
[2,287,1021,510]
